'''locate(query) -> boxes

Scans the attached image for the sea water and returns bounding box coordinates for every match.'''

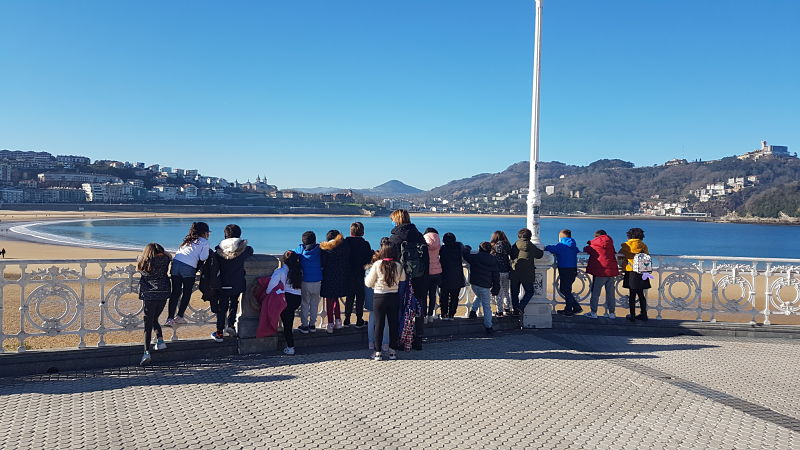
[25,216,799,259]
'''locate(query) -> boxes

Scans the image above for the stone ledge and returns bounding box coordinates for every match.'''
[1,314,797,378]
[550,314,800,339]
[0,338,238,378]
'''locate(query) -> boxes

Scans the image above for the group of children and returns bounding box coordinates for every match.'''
[135,210,653,365]
[136,221,253,365]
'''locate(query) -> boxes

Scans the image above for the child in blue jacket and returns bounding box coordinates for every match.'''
[295,231,323,333]
[545,229,581,315]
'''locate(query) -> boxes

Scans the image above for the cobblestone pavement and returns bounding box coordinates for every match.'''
[1,331,799,449]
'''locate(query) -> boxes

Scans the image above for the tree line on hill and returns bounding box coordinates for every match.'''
[424,156,800,218]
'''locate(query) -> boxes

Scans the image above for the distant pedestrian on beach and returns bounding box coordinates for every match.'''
[438,232,466,320]
[0,248,5,258]
[320,229,349,333]
[267,251,303,355]
[490,230,513,316]
[422,227,442,323]
[137,243,171,366]
[344,222,372,328]
[387,209,428,350]
[464,242,500,335]
[296,231,323,333]
[210,224,253,342]
[546,229,581,316]
[510,228,544,315]
[584,230,620,319]
[620,228,651,322]
[166,222,210,326]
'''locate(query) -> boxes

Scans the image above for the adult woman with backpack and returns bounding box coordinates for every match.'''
[619,227,651,322]
[386,209,428,351]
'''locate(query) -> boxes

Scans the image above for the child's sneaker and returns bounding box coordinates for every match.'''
[164,318,174,327]
[173,316,187,324]
[297,325,310,334]
[334,319,343,330]
[309,325,317,333]
[372,351,382,361]
[355,318,366,328]
[283,347,295,356]
[210,331,224,343]
[608,313,617,319]
[153,338,167,351]
[140,351,151,366]
[326,323,334,334]
[224,326,237,337]
[585,312,598,319]
[388,350,397,360]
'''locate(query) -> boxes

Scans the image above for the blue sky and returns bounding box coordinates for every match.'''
[1,1,798,190]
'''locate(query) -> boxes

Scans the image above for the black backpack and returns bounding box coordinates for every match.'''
[198,250,222,301]
[400,240,429,279]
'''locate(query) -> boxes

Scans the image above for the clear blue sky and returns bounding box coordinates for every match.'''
[1,1,798,190]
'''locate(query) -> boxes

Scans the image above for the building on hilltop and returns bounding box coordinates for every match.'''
[56,155,90,168]
[737,140,791,160]
[664,158,688,166]
[38,173,122,185]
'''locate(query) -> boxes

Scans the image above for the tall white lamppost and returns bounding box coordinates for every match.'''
[526,0,544,243]
[523,0,554,328]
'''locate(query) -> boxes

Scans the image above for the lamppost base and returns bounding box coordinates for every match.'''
[522,299,553,329]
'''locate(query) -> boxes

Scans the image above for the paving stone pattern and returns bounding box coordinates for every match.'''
[0,331,798,449]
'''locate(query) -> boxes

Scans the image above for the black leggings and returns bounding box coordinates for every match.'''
[440,288,460,318]
[373,292,400,351]
[143,299,167,351]
[628,289,647,316]
[282,293,302,347]
[424,274,441,316]
[168,275,196,319]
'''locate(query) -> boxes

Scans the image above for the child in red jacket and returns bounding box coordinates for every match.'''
[583,230,620,319]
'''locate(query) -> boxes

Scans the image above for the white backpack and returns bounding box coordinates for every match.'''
[632,253,652,273]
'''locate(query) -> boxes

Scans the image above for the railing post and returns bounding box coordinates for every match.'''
[236,255,279,339]
[522,251,554,328]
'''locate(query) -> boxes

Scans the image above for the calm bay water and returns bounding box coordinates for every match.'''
[28,216,799,259]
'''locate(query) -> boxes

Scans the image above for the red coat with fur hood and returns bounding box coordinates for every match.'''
[583,234,620,278]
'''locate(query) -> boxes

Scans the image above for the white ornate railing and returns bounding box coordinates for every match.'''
[2,254,799,353]
[543,254,800,324]
[0,259,220,353]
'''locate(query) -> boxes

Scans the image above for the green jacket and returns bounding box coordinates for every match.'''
[510,238,544,283]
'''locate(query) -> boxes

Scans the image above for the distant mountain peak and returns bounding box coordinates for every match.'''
[370,180,422,193]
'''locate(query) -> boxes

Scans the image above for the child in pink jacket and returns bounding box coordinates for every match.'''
[423,228,442,323]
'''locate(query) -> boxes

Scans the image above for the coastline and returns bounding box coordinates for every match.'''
[2,209,798,262]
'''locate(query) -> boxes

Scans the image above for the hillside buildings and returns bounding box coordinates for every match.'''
[738,140,790,161]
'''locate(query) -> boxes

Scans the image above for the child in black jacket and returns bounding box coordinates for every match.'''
[211,224,253,342]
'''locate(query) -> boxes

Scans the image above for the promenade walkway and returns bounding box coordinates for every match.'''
[1,330,798,449]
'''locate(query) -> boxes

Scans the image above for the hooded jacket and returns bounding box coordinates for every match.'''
[584,235,620,277]
[545,237,579,269]
[295,242,323,283]
[510,238,544,283]
[439,240,466,289]
[424,232,442,276]
[215,238,254,296]
[463,247,500,294]
[492,240,513,273]
[620,239,649,272]
[320,234,350,298]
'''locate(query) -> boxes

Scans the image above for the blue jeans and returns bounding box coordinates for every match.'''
[472,286,493,329]
[559,267,579,311]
